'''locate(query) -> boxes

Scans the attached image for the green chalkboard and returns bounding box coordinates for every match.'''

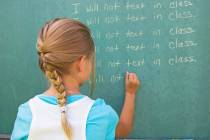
[0,0,210,139]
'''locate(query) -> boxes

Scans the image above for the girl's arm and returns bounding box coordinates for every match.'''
[115,72,140,138]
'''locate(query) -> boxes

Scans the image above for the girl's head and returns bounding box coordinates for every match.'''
[36,18,95,139]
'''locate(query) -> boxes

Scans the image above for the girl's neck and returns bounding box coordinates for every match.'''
[45,83,81,96]
[44,74,82,96]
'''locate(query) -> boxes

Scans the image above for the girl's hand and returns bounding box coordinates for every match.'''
[125,71,140,95]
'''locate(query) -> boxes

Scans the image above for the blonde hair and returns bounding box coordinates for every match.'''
[36,18,95,139]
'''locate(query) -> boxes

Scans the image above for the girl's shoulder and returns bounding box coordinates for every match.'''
[88,97,119,126]
[86,98,119,140]
[91,97,119,120]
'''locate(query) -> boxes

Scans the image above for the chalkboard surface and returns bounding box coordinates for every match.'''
[0,0,210,139]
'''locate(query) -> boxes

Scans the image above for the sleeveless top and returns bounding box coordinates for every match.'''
[28,95,94,140]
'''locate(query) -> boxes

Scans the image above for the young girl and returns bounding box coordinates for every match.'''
[11,18,140,140]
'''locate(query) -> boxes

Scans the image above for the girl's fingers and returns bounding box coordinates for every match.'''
[128,73,132,81]
[126,72,139,84]
[130,73,139,84]
[130,73,135,81]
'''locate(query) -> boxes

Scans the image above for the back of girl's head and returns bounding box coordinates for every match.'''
[36,18,95,139]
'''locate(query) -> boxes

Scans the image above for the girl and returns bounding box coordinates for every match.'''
[11,18,140,140]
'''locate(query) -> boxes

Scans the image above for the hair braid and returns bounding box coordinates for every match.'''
[39,51,72,139]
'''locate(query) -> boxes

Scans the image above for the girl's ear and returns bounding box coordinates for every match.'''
[78,55,87,72]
